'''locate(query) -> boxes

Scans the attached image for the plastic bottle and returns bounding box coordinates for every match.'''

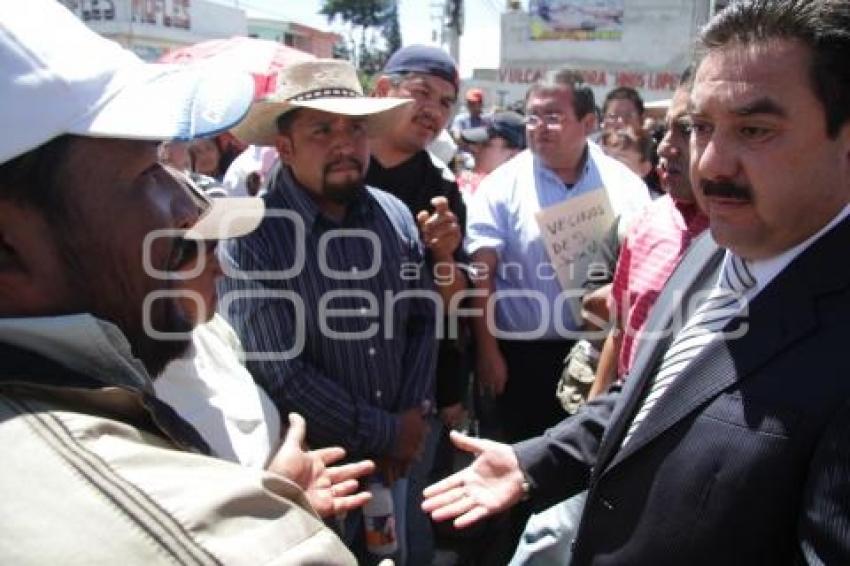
[363,481,397,556]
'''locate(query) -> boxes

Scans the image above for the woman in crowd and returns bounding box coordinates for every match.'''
[189,137,225,180]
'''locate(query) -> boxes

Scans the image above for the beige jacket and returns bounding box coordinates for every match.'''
[0,315,356,565]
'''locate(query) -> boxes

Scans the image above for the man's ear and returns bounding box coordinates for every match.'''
[638,159,653,178]
[0,232,21,274]
[0,202,30,275]
[0,201,66,315]
[581,112,597,136]
[274,135,294,167]
[373,75,392,98]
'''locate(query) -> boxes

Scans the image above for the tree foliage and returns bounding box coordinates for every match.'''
[383,1,402,56]
[321,0,401,78]
[320,0,391,29]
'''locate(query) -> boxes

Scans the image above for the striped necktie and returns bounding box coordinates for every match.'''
[621,254,756,447]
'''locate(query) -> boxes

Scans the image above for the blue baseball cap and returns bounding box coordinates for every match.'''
[382,45,459,93]
[461,111,527,150]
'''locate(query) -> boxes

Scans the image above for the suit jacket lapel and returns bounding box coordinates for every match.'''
[593,233,723,474]
[610,271,816,468]
[602,216,850,473]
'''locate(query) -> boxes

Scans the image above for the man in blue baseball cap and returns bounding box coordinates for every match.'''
[458,111,526,195]
[370,45,461,188]
[368,44,469,565]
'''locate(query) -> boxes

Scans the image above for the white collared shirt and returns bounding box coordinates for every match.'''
[465,142,650,337]
[155,314,281,468]
[716,204,850,299]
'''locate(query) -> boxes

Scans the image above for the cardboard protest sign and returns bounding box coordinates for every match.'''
[535,188,614,294]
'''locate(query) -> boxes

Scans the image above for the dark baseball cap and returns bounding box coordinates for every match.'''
[461,111,526,149]
[382,45,459,93]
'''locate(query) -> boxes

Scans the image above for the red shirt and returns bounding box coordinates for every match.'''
[610,195,709,378]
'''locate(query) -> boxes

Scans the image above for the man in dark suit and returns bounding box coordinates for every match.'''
[422,1,850,563]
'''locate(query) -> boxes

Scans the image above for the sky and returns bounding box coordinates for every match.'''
[211,0,515,77]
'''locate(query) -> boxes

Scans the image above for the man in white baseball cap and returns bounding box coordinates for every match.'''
[0,2,358,563]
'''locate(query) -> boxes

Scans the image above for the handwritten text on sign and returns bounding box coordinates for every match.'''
[535,188,614,292]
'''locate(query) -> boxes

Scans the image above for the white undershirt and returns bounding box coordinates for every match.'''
[717,204,850,300]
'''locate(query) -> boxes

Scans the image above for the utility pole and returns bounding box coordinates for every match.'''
[429,1,445,45]
[445,0,462,63]
[431,0,462,62]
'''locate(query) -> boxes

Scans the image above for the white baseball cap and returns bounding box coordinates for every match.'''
[0,0,255,165]
[181,172,265,241]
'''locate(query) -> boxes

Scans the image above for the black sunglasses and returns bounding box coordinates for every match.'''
[166,237,218,273]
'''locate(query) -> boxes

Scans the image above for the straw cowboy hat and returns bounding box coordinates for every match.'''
[231,59,410,146]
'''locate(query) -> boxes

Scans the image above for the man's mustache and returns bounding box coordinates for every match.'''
[701,179,753,201]
[413,109,440,127]
[324,157,363,174]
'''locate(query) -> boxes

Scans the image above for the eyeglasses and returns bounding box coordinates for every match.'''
[603,111,638,124]
[524,113,565,131]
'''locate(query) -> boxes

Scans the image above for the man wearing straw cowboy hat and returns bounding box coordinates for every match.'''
[222,59,438,563]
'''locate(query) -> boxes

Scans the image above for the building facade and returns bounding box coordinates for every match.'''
[58,0,339,61]
[248,18,340,59]
[465,0,721,109]
[59,0,246,61]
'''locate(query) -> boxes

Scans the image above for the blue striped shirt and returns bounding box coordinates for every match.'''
[218,168,437,458]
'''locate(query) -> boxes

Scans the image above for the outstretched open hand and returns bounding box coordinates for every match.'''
[268,413,375,518]
[421,431,527,528]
